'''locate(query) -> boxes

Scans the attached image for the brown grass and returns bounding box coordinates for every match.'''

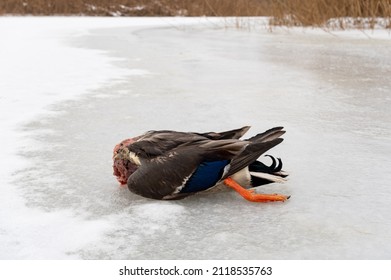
[0,0,390,28]
[0,0,269,16]
[269,0,391,28]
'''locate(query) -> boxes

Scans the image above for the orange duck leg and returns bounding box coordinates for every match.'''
[224,177,290,203]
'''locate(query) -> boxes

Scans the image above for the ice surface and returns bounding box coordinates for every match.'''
[1,17,391,259]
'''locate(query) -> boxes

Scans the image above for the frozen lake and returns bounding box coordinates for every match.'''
[1,17,391,259]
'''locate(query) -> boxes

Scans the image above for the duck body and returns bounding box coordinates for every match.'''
[113,126,288,202]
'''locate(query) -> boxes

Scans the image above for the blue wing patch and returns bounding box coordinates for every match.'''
[180,160,230,193]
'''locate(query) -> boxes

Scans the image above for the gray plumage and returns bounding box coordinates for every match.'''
[122,126,285,200]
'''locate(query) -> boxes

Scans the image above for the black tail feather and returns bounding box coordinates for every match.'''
[249,156,288,186]
[251,176,276,187]
[249,156,282,173]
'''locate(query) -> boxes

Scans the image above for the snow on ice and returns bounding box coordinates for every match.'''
[0,17,390,259]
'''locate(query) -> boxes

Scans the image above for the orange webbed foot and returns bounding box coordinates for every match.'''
[224,177,290,203]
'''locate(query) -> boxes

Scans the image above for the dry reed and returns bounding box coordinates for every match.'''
[0,0,390,28]
[0,0,271,16]
[269,0,391,28]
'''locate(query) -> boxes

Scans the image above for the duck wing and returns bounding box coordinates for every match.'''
[197,126,250,140]
[127,126,250,159]
[127,138,248,200]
